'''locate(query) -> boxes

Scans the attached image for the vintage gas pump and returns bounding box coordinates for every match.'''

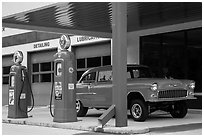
[52,34,77,122]
[8,51,34,118]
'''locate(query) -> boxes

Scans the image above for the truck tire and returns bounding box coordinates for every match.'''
[76,100,88,117]
[170,100,188,118]
[130,99,148,122]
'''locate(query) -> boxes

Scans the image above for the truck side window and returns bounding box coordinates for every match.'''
[98,70,112,82]
[133,69,140,78]
[81,72,96,83]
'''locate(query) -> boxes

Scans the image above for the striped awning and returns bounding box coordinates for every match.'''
[2,2,201,38]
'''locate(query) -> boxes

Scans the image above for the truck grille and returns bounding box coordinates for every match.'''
[158,90,187,98]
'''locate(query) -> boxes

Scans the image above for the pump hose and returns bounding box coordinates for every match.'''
[49,76,54,117]
[18,70,34,113]
[26,72,35,112]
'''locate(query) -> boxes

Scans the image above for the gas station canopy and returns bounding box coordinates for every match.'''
[2,2,202,127]
[2,2,201,38]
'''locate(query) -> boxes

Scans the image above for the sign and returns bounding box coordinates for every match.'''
[56,63,62,76]
[55,90,62,100]
[10,75,15,87]
[13,51,23,64]
[9,90,14,105]
[69,67,74,73]
[20,93,26,99]
[55,82,62,100]
[76,36,99,43]
[34,42,50,49]
[71,36,110,46]
[55,82,62,91]
[68,83,74,90]
[59,34,71,50]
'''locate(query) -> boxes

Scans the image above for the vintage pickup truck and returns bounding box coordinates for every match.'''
[76,64,196,121]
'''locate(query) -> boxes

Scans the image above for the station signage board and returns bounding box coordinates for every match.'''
[71,36,109,46]
[33,42,50,49]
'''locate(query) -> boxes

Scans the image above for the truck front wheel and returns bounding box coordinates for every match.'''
[170,100,188,118]
[130,99,148,122]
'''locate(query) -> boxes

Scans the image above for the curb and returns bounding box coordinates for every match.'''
[2,118,150,134]
[94,126,149,134]
[2,119,94,131]
[188,109,202,114]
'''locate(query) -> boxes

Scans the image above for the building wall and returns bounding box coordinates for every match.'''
[126,20,202,109]
[2,35,110,106]
[2,31,61,48]
[126,20,201,64]
[2,20,202,106]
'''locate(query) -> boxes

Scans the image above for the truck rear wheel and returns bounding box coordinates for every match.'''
[130,99,148,122]
[170,100,188,118]
[76,100,88,117]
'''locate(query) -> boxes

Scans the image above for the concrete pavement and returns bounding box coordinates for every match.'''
[2,106,202,134]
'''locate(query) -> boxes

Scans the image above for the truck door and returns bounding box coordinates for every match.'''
[76,72,96,107]
[90,70,112,107]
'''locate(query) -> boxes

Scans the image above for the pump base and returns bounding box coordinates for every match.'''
[8,106,28,119]
[7,115,28,119]
[53,108,77,123]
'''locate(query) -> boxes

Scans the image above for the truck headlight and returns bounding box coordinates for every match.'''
[189,82,195,89]
[188,91,195,96]
[151,83,158,91]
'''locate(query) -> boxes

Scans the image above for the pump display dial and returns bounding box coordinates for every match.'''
[59,34,71,50]
[13,51,23,64]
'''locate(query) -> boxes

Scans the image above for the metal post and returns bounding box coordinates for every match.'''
[112,2,127,127]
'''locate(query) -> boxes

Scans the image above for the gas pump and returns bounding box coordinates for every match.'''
[50,34,77,122]
[8,51,34,118]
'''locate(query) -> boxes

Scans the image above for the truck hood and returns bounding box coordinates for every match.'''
[127,78,191,89]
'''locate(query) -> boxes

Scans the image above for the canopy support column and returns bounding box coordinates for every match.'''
[112,2,127,127]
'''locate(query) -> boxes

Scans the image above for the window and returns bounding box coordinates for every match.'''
[41,62,51,71]
[87,57,101,68]
[3,66,11,74]
[77,71,85,81]
[127,71,132,79]
[33,63,39,72]
[140,34,161,77]
[32,61,54,83]
[98,71,112,82]
[140,28,202,93]
[41,74,51,82]
[32,74,39,83]
[102,56,111,66]
[132,67,152,78]
[132,70,140,78]
[80,72,96,83]
[2,66,11,84]
[77,58,85,69]
[76,56,111,81]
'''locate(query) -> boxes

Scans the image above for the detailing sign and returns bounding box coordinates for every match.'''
[34,42,50,49]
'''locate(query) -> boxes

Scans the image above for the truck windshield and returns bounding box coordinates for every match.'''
[127,67,152,79]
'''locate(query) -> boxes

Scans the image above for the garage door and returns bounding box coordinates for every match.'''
[74,42,111,80]
[2,55,13,105]
[29,49,57,106]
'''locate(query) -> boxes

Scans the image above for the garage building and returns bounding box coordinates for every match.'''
[2,2,202,108]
